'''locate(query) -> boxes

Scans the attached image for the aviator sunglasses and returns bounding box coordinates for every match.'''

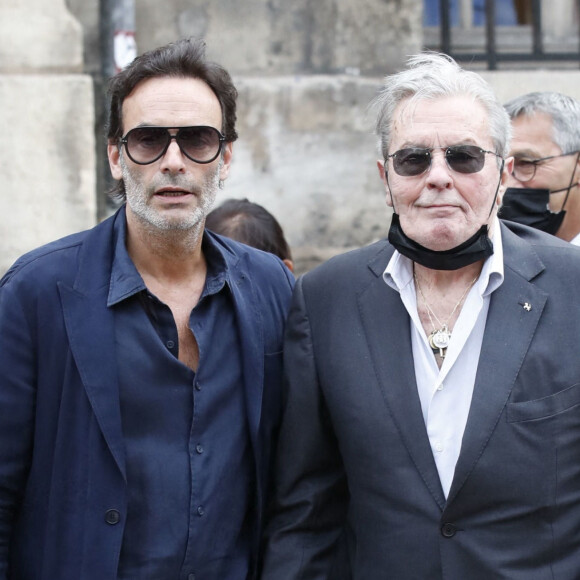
[387,145,502,177]
[120,125,226,165]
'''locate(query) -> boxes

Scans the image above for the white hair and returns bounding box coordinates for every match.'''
[504,91,580,154]
[372,52,512,160]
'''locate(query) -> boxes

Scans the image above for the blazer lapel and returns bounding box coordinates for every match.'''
[447,224,547,504]
[59,212,126,478]
[358,245,447,510]
[228,256,264,464]
[59,283,126,478]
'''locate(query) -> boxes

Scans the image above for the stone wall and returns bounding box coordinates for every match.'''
[0,0,95,275]
[4,0,580,275]
[134,0,418,76]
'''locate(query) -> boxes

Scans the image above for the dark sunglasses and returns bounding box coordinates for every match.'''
[387,145,502,177]
[120,125,225,165]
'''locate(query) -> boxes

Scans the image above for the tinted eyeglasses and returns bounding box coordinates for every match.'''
[511,151,579,183]
[387,145,502,177]
[120,126,225,165]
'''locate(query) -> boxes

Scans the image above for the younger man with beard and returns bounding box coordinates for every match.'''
[0,38,294,580]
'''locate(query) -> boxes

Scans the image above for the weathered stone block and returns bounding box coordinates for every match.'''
[0,76,96,273]
[136,0,421,75]
[0,2,83,72]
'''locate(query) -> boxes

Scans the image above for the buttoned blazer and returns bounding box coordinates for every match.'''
[262,221,580,580]
[0,207,294,580]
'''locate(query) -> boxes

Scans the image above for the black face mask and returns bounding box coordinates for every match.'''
[388,213,494,271]
[500,187,565,235]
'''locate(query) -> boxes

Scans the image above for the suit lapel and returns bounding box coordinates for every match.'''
[447,224,547,504]
[358,245,447,510]
[59,283,126,477]
[228,256,264,464]
[59,212,126,478]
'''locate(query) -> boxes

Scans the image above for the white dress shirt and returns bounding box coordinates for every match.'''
[569,231,580,246]
[383,219,504,497]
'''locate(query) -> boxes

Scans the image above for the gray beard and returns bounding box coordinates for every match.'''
[120,152,222,234]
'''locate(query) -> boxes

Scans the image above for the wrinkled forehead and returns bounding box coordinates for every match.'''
[509,111,557,147]
[391,95,493,148]
[121,76,223,132]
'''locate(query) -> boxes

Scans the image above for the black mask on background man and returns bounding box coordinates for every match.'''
[500,187,565,235]
[501,153,580,235]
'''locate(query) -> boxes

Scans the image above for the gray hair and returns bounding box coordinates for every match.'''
[504,91,580,154]
[372,52,511,160]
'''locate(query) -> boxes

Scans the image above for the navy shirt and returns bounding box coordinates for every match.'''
[108,216,254,579]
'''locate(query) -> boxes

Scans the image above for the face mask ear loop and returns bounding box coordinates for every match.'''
[384,161,398,214]
[557,151,580,212]
[487,158,505,219]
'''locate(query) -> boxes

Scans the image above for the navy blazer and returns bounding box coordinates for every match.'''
[262,221,580,580]
[0,208,294,580]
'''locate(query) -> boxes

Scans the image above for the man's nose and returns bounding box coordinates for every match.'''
[160,137,186,173]
[426,150,453,188]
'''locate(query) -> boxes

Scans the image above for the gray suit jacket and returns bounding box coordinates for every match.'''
[262,221,580,579]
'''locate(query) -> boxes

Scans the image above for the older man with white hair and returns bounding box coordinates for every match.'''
[261,53,580,579]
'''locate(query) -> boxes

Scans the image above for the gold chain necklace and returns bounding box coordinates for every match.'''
[413,269,478,358]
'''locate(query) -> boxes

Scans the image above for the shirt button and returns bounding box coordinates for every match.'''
[195,383,202,391]
[196,444,204,454]
[441,522,457,538]
[434,441,443,453]
[188,574,196,580]
[197,505,205,516]
[104,509,120,525]
[436,383,443,391]
[166,340,175,349]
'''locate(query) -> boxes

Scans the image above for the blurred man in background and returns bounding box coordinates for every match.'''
[502,91,580,244]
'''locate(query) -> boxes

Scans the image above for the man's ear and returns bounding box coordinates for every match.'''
[107,140,123,181]
[219,142,234,182]
[497,156,514,206]
[377,159,393,207]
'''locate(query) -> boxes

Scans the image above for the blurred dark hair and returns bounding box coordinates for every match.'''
[206,198,292,262]
[106,37,238,200]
